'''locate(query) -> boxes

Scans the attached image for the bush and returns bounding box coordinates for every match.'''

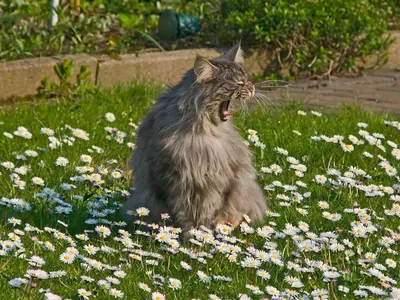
[379,0,400,29]
[174,0,395,77]
[0,0,161,61]
[0,0,396,78]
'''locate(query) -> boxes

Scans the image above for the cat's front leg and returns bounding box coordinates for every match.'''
[169,189,224,239]
[219,171,266,227]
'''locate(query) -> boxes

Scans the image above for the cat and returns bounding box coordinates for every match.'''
[121,44,266,237]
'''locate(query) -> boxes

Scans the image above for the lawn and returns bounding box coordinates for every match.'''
[0,84,399,300]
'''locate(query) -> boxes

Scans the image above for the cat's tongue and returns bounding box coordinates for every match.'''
[220,100,232,121]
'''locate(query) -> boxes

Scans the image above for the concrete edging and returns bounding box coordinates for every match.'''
[0,31,399,101]
[0,49,226,101]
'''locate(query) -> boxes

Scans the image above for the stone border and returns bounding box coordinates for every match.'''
[0,31,399,101]
[0,49,217,101]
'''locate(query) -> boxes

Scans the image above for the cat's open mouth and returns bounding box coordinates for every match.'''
[219,100,232,122]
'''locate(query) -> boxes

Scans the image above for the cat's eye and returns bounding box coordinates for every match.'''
[237,81,244,85]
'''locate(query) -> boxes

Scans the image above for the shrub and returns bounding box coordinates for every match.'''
[0,0,396,78]
[174,0,395,77]
[0,0,161,61]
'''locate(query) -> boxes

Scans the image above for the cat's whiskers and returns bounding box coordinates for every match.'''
[238,97,249,119]
[253,91,278,110]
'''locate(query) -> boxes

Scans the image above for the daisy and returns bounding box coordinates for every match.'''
[295,164,307,172]
[311,110,322,116]
[241,257,261,268]
[297,110,307,115]
[197,271,211,283]
[55,157,69,167]
[312,289,329,298]
[24,150,38,157]
[8,217,21,226]
[14,165,29,174]
[256,269,271,280]
[323,271,341,281]
[386,167,397,176]
[49,270,67,278]
[354,290,368,297]
[385,258,397,268]
[274,147,288,155]
[298,221,309,232]
[265,286,280,296]
[261,167,272,173]
[248,134,259,143]
[135,207,150,217]
[80,154,92,164]
[109,289,124,298]
[180,261,192,270]
[292,192,303,204]
[105,113,116,122]
[168,278,182,290]
[1,161,15,170]
[84,244,99,255]
[59,252,75,264]
[315,175,327,184]
[349,135,360,144]
[287,156,299,164]
[8,278,28,287]
[106,277,120,285]
[32,177,45,186]
[151,292,165,300]
[341,143,354,152]
[14,126,32,139]
[97,280,111,289]
[77,288,91,299]
[40,127,54,135]
[113,270,126,278]
[270,164,283,175]
[139,282,151,292]
[26,269,49,279]
[111,171,122,179]
[72,128,89,140]
[213,225,231,236]
[161,213,170,220]
[296,208,308,215]
[29,255,45,267]
[66,247,79,256]
[75,234,89,241]
[293,130,302,136]
[95,225,111,238]
[14,180,26,190]
[339,286,350,293]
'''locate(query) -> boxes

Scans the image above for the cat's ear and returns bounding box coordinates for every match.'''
[194,55,217,83]
[223,43,244,64]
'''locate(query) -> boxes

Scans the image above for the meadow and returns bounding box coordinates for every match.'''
[0,84,399,300]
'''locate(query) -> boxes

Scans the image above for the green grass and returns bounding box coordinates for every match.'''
[0,85,400,300]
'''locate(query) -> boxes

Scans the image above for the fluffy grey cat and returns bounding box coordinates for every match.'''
[121,44,266,235]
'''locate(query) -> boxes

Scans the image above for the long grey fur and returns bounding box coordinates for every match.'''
[121,44,266,236]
